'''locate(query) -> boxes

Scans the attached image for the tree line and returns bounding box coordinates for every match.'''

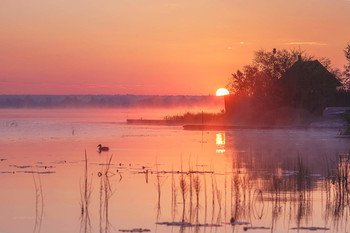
[226,44,350,97]
[224,43,350,124]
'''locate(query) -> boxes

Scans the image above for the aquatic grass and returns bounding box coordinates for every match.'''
[213,174,222,225]
[188,158,193,223]
[155,160,161,221]
[163,111,225,124]
[193,174,201,208]
[99,155,115,233]
[154,159,168,221]
[171,165,178,221]
[154,151,350,231]
[179,158,188,222]
[32,172,44,233]
[224,167,227,221]
[295,155,310,192]
[210,171,215,224]
[192,171,201,225]
[80,150,92,233]
[202,167,208,224]
[323,153,350,224]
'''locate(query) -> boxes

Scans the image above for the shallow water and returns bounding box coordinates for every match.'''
[0,108,350,233]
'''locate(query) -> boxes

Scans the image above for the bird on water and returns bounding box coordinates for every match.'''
[97,144,109,153]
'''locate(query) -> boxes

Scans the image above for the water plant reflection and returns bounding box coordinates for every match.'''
[324,154,350,228]
[99,155,115,233]
[154,151,350,232]
[32,173,44,233]
[80,152,92,233]
[80,153,115,233]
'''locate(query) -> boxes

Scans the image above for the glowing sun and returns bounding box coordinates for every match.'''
[216,88,229,96]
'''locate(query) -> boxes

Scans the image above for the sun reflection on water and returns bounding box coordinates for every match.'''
[216,132,225,153]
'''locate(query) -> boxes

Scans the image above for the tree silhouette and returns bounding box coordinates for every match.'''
[343,43,350,89]
[226,48,312,97]
[227,48,343,97]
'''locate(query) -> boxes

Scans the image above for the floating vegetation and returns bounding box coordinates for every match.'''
[156,221,221,227]
[118,228,150,232]
[153,170,214,175]
[290,227,330,231]
[8,164,55,174]
[51,160,67,164]
[10,165,32,169]
[23,171,56,174]
[243,226,270,231]
[36,165,54,169]
[223,221,250,225]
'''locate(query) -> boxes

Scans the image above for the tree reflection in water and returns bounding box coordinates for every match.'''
[324,154,350,230]
[155,149,350,232]
[75,132,350,233]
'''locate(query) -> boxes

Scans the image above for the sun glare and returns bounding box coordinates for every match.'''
[216,88,229,96]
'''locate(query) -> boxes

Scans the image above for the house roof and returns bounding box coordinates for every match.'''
[279,60,342,89]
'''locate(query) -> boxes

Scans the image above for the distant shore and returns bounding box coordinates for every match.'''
[0,94,221,109]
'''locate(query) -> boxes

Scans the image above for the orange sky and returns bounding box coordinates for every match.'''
[1,0,350,95]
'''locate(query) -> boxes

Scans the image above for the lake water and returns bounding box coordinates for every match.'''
[0,108,350,233]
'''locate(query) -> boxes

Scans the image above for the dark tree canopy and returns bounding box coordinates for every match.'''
[225,47,350,123]
[343,43,350,89]
[226,48,341,97]
[226,49,312,97]
[345,43,350,77]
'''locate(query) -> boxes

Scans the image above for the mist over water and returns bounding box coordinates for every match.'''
[0,95,223,109]
[0,108,349,233]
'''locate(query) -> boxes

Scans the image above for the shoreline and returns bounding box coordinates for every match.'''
[126,118,348,132]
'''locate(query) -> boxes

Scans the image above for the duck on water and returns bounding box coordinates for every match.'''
[97,144,109,153]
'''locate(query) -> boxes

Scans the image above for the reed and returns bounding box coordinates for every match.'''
[32,173,44,233]
[188,159,193,222]
[179,158,188,222]
[155,160,162,221]
[99,155,115,233]
[171,165,178,221]
[80,150,92,233]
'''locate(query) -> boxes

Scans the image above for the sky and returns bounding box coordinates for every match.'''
[1,0,350,95]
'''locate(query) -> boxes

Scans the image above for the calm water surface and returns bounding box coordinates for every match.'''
[0,108,350,233]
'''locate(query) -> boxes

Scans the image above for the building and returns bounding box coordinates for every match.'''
[279,56,342,114]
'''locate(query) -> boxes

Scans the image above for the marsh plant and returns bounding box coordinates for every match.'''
[323,153,350,225]
[154,154,350,231]
[99,155,115,233]
[79,152,116,233]
[32,173,44,233]
[80,151,92,233]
